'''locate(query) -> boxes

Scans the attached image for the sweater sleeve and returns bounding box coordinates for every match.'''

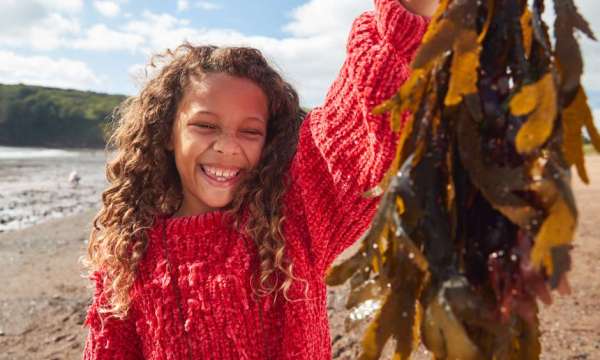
[82,271,143,360]
[288,0,428,276]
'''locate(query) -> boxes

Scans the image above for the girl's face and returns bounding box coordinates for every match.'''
[168,72,269,217]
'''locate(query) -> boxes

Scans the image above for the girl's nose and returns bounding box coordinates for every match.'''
[212,133,241,155]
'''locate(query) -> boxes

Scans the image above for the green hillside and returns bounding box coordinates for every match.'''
[0,83,126,148]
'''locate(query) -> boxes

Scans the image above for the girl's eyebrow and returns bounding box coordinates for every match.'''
[193,110,218,118]
[245,116,266,123]
[193,110,265,123]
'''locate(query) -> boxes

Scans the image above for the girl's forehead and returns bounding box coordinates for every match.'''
[188,72,258,92]
[180,73,269,118]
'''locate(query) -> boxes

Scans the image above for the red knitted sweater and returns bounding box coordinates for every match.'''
[83,1,428,359]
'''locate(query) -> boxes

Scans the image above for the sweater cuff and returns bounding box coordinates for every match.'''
[374,0,430,58]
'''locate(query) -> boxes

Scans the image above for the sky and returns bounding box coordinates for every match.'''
[0,0,599,118]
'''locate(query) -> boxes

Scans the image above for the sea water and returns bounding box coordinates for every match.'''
[0,146,108,232]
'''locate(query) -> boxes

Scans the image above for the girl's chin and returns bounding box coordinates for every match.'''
[180,192,233,215]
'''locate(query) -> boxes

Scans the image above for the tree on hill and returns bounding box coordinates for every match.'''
[0,83,125,148]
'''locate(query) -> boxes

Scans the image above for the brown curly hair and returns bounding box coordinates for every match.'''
[82,43,306,318]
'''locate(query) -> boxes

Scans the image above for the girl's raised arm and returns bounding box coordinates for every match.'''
[82,271,143,360]
[289,0,430,275]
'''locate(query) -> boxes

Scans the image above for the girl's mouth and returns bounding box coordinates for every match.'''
[199,165,242,187]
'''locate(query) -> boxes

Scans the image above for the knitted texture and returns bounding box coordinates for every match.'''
[82,1,428,359]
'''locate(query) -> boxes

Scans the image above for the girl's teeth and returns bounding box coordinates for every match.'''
[203,166,239,179]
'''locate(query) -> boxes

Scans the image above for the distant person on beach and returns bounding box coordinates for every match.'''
[81,0,438,358]
[68,169,81,188]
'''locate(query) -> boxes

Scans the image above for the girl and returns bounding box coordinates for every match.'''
[82,0,437,359]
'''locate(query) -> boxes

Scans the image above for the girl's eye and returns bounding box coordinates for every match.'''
[242,130,263,136]
[194,123,217,130]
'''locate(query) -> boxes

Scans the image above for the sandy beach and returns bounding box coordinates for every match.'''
[0,155,598,359]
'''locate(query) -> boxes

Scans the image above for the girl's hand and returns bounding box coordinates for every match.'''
[399,0,440,17]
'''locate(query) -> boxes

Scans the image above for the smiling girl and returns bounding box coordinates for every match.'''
[82,0,437,359]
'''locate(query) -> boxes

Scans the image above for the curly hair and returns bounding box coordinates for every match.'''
[82,43,306,319]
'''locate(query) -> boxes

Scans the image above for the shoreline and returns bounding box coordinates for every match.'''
[0,149,107,233]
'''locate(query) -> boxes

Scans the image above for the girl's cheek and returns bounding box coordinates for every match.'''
[246,141,265,166]
[184,131,214,151]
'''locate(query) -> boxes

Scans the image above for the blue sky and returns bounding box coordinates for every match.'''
[1,0,600,122]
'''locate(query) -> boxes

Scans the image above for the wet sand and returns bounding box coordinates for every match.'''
[0,149,107,233]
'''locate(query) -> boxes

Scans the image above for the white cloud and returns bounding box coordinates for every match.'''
[177,0,219,12]
[37,0,83,13]
[0,51,100,90]
[283,0,369,37]
[93,0,120,17]
[277,0,370,104]
[194,1,221,11]
[0,0,82,31]
[72,24,144,51]
[0,12,80,51]
[0,1,46,33]
[124,11,196,52]
[177,0,189,11]
[0,1,81,50]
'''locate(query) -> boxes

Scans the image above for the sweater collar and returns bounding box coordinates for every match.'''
[163,209,228,233]
[154,206,250,236]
